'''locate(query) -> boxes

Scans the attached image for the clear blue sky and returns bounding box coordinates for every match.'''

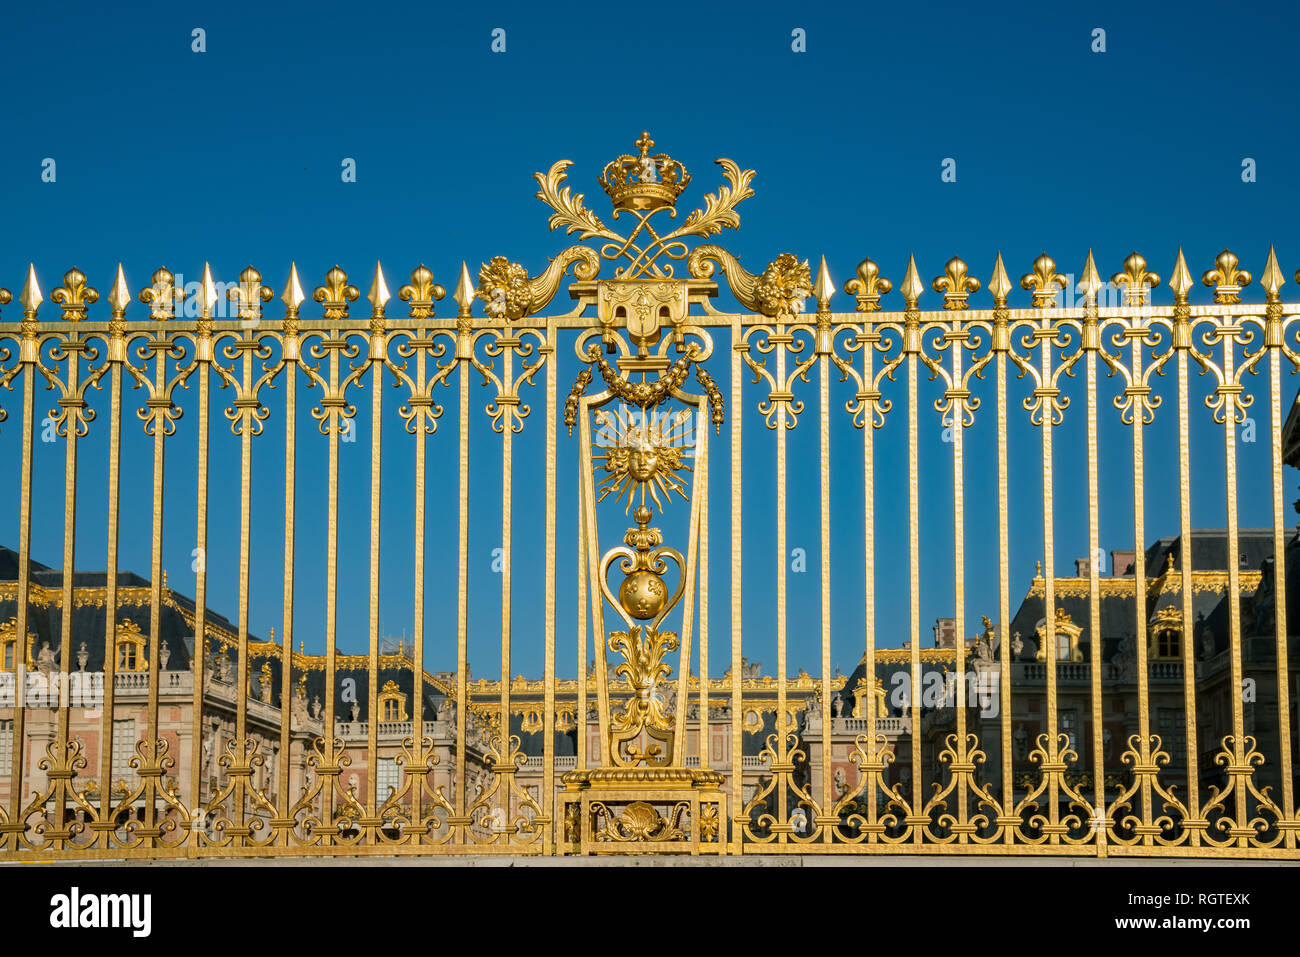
[1,0,1297,679]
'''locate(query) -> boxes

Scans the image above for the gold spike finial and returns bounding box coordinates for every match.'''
[1261,246,1285,302]
[198,263,219,319]
[108,264,131,318]
[813,255,835,311]
[900,255,924,308]
[454,261,475,318]
[1078,250,1102,302]
[988,252,1012,305]
[20,264,43,316]
[368,260,391,313]
[1169,248,1193,303]
[282,263,306,316]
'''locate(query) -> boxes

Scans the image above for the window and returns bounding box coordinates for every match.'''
[0,618,31,673]
[1057,633,1073,662]
[1157,630,1180,658]
[117,642,137,671]
[1059,710,1077,753]
[383,698,400,721]
[1157,708,1186,758]
[0,720,11,777]
[112,719,136,782]
[376,757,401,799]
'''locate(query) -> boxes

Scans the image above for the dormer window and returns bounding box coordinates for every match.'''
[114,620,148,672]
[1035,608,1083,663]
[0,618,35,673]
[376,680,407,723]
[1148,607,1183,660]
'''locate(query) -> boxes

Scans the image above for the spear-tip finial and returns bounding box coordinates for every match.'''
[1262,245,1285,302]
[989,252,1012,305]
[368,260,391,312]
[454,261,475,318]
[108,263,131,317]
[813,255,835,311]
[1079,250,1102,302]
[20,263,43,316]
[198,263,219,319]
[282,263,306,315]
[1170,248,1193,303]
[900,254,924,307]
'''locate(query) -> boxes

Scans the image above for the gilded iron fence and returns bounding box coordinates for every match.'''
[0,135,1297,857]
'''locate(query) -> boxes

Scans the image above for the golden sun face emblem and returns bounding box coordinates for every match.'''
[593,406,694,515]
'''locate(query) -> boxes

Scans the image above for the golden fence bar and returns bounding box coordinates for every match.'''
[1264,255,1298,847]
[1082,255,1107,855]
[0,142,1298,859]
[728,313,743,853]
[1174,254,1202,847]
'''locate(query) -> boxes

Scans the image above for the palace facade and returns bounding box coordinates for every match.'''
[3,522,1297,840]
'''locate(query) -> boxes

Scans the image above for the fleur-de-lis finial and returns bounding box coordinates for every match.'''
[1111,251,1160,306]
[900,255,924,310]
[454,261,475,320]
[51,267,99,321]
[1261,246,1285,304]
[281,263,306,320]
[1169,248,1194,305]
[813,255,835,313]
[398,264,446,319]
[988,252,1012,308]
[1201,248,1252,304]
[1019,253,1068,308]
[844,256,891,312]
[635,131,654,156]
[227,266,274,322]
[1078,250,1103,305]
[20,264,43,318]
[108,264,131,320]
[932,256,980,310]
[313,265,359,319]
[138,267,184,320]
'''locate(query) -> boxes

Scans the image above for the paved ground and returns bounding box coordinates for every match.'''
[6,855,1290,866]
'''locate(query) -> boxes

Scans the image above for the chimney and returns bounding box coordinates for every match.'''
[1111,549,1135,577]
[1074,557,1090,577]
[933,617,957,649]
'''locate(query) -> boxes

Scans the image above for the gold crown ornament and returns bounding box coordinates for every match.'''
[599,132,691,211]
